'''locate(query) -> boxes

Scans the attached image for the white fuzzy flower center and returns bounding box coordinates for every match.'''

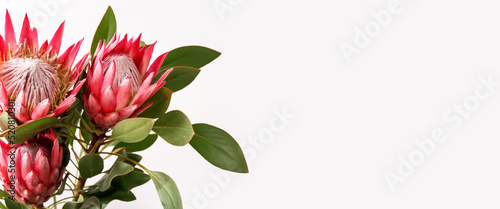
[103,53,142,93]
[0,58,59,109]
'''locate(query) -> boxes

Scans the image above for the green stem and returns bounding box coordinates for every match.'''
[72,132,105,201]
[53,196,57,209]
[53,131,89,145]
[46,195,79,209]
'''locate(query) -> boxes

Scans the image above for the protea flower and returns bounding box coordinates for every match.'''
[0,11,87,124]
[0,130,64,207]
[84,33,172,130]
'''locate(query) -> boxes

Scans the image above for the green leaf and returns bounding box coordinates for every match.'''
[112,169,150,191]
[116,150,142,166]
[0,111,12,132]
[156,67,200,92]
[0,201,6,209]
[190,123,248,173]
[62,195,84,209]
[113,134,158,152]
[58,98,82,145]
[80,113,95,142]
[161,45,221,69]
[97,161,134,191]
[61,143,71,171]
[148,171,182,209]
[4,199,29,209]
[0,117,60,144]
[138,87,173,118]
[0,190,9,199]
[153,110,194,146]
[56,173,70,195]
[85,188,136,208]
[112,118,154,143]
[79,154,104,179]
[82,196,102,209]
[91,6,117,55]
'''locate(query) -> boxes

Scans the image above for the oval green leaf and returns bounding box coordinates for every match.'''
[161,45,221,69]
[148,171,182,209]
[112,169,150,191]
[138,87,172,118]
[79,154,104,179]
[155,67,200,92]
[112,118,154,143]
[113,134,158,153]
[97,161,134,192]
[190,123,248,173]
[153,110,194,146]
[5,199,29,209]
[0,117,60,144]
[91,6,117,55]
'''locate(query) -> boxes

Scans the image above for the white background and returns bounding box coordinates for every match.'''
[3,0,500,208]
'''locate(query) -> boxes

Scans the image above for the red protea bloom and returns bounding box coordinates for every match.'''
[84,34,172,130]
[0,130,64,207]
[0,11,87,124]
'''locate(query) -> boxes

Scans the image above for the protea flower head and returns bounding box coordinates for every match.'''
[84,33,172,130]
[0,129,64,207]
[0,11,88,124]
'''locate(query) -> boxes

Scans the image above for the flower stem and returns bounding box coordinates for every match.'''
[72,132,105,200]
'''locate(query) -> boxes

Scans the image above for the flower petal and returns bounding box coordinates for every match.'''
[22,190,35,203]
[90,61,104,99]
[20,151,32,181]
[131,85,155,107]
[118,104,137,119]
[115,77,131,111]
[50,139,60,169]
[146,52,169,76]
[70,79,86,97]
[4,10,16,48]
[14,91,30,123]
[62,38,83,68]
[131,102,153,118]
[24,171,39,190]
[34,184,48,196]
[39,40,48,53]
[29,27,38,49]
[51,96,75,116]
[57,44,74,65]
[87,94,102,115]
[49,168,59,184]
[31,99,50,120]
[104,112,119,127]
[101,60,116,94]
[19,14,31,45]
[138,42,155,77]
[100,86,116,114]
[128,34,142,61]
[33,149,50,184]
[49,21,64,54]
[130,73,153,105]
[0,80,9,108]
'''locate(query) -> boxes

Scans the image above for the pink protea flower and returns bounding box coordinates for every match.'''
[0,11,87,124]
[84,33,172,130]
[0,130,64,207]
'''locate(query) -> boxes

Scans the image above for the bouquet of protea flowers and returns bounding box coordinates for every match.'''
[0,7,248,209]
